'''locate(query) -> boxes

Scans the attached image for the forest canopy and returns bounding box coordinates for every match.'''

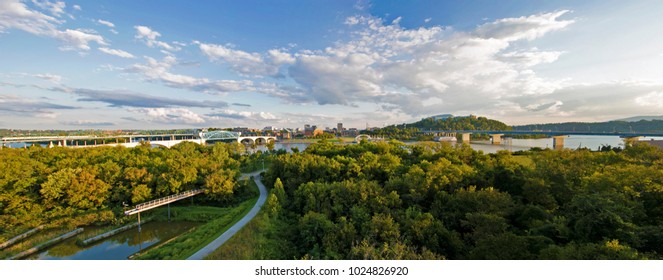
[0,142,250,235]
[261,140,663,259]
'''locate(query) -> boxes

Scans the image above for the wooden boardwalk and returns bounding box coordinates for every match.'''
[124,189,205,216]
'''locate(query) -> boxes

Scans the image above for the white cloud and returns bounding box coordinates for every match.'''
[98,47,135,58]
[268,49,295,65]
[0,0,60,35]
[72,4,81,11]
[501,49,564,67]
[474,10,573,41]
[123,11,578,120]
[282,11,574,116]
[126,55,255,93]
[198,42,290,77]
[635,91,663,108]
[129,108,206,124]
[57,29,106,50]
[207,109,277,120]
[134,25,179,51]
[34,73,62,83]
[345,16,360,26]
[424,18,432,23]
[0,0,106,51]
[97,19,114,28]
[31,0,66,17]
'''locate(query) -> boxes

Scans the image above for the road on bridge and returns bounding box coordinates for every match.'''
[187,170,267,260]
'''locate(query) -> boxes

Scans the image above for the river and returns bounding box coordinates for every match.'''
[263,135,663,154]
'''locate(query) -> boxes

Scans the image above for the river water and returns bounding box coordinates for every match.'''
[27,221,198,260]
[265,136,663,154]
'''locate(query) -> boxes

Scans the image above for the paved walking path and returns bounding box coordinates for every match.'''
[187,170,267,260]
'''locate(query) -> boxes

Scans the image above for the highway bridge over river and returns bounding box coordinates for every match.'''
[1,130,276,148]
[420,130,663,149]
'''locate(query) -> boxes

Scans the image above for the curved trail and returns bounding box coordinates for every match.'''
[187,171,267,260]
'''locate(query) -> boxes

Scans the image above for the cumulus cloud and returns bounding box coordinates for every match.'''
[207,109,277,120]
[129,108,206,124]
[56,28,106,50]
[31,0,66,17]
[126,55,246,92]
[197,42,292,77]
[474,10,573,41]
[635,91,663,108]
[126,11,577,120]
[0,0,107,50]
[134,25,179,51]
[281,11,575,116]
[98,47,135,58]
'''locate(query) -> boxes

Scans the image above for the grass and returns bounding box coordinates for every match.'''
[134,179,261,260]
[205,192,297,260]
[134,198,257,260]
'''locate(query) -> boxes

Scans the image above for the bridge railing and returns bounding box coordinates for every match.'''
[125,189,204,215]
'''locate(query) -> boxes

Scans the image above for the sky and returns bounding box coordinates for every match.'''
[1,0,663,130]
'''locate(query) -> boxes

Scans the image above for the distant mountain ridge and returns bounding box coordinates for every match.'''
[614,116,663,122]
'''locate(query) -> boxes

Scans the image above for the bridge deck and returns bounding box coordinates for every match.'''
[124,189,204,216]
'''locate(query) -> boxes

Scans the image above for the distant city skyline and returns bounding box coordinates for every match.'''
[1,0,663,130]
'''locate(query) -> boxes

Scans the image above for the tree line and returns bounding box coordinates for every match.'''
[513,119,663,133]
[368,116,511,140]
[0,142,250,236]
[262,140,663,259]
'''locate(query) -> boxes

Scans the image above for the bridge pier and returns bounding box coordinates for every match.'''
[552,135,567,150]
[461,133,472,143]
[490,134,504,145]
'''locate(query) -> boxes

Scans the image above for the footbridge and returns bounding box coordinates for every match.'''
[419,130,663,149]
[124,189,205,231]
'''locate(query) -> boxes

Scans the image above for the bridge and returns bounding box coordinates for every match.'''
[1,130,277,149]
[354,134,386,143]
[419,130,663,149]
[124,189,205,231]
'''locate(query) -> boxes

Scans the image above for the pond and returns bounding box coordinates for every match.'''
[27,221,198,260]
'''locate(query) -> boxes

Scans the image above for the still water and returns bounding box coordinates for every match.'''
[28,221,198,260]
[262,136,663,154]
[470,135,663,153]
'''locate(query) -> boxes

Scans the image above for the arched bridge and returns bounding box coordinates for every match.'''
[1,130,278,149]
[238,136,277,145]
[354,134,372,142]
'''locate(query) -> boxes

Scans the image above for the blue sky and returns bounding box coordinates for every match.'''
[1,0,663,130]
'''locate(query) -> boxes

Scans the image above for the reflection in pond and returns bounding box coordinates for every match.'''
[30,221,198,260]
